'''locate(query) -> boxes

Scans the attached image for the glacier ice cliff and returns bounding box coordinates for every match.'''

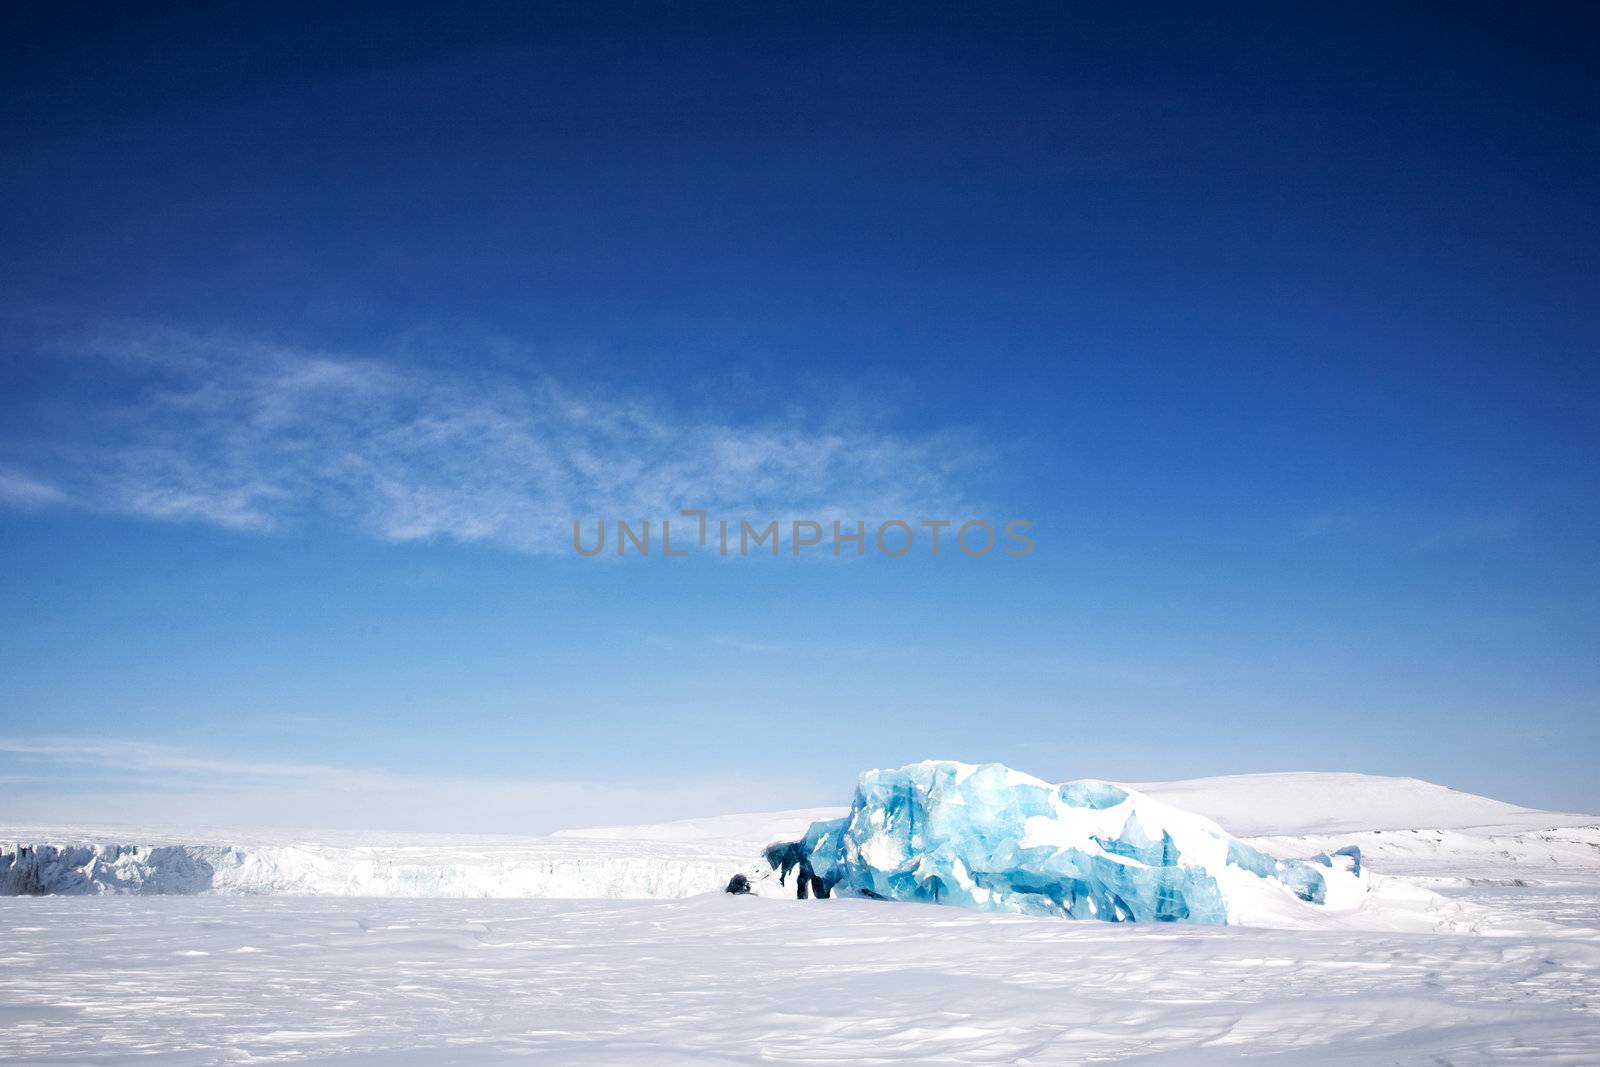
[0,838,754,898]
[0,811,840,899]
[764,761,1367,924]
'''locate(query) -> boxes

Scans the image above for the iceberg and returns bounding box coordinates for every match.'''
[763,761,1367,924]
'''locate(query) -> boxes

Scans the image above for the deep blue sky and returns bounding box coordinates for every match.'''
[1,4,1596,829]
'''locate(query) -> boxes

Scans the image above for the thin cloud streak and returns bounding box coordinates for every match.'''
[2,326,978,553]
[0,467,68,509]
[0,736,820,834]
[0,737,364,783]
[1297,506,1529,550]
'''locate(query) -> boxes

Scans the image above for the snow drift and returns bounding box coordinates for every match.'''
[765,761,1368,924]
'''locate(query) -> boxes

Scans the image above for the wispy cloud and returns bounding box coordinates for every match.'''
[0,467,68,509]
[705,634,889,660]
[1297,505,1528,550]
[0,737,358,783]
[0,736,820,835]
[1,325,976,553]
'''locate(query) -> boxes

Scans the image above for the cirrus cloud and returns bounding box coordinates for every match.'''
[1,326,979,554]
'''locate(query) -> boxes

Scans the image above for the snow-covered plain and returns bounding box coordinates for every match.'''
[3,772,1598,1063]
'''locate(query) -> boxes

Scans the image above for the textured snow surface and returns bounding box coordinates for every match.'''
[1,771,1598,1063]
[765,761,1368,924]
[2,891,1597,1064]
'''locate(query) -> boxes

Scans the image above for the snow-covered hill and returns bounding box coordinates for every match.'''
[552,806,847,846]
[549,771,1594,844]
[1130,771,1591,836]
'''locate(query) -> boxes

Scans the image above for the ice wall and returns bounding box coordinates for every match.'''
[0,838,745,898]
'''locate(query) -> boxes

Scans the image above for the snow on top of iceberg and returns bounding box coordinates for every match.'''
[765,760,1369,925]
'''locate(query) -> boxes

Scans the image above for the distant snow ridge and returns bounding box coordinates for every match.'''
[765,761,1368,924]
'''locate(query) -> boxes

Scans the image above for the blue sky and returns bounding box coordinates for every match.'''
[1,4,1596,830]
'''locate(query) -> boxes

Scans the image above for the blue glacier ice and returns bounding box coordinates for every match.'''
[764,761,1366,925]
